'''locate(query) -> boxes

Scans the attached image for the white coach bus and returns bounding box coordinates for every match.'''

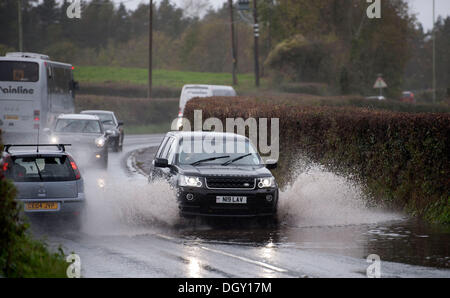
[0,52,78,142]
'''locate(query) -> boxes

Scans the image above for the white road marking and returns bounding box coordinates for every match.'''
[154,233,290,274]
[200,246,288,273]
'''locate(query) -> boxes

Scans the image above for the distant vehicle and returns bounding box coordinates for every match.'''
[80,110,124,152]
[0,52,79,143]
[175,85,237,130]
[365,95,386,101]
[45,114,109,169]
[149,131,279,219]
[401,91,415,103]
[1,144,85,227]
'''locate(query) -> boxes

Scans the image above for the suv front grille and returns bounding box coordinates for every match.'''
[205,176,256,189]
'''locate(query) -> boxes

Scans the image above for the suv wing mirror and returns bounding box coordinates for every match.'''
[117,121,124,127]
[154,158,169,168]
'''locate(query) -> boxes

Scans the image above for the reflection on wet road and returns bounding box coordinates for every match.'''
[29,134,449,278]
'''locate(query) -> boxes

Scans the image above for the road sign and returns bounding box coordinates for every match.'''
[238,0,250,11]
[373,77,387,89]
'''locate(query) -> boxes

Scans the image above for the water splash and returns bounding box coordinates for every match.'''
[82,170,180,235]
[278,161,401,227]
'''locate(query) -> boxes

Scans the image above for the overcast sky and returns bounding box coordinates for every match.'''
[124,0,450,31]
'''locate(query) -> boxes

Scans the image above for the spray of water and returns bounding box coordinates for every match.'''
[277,160,401,227]
[79,152,401,235]
[81,170,180,235]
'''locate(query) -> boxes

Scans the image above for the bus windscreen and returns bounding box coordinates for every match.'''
[0,61,39,82]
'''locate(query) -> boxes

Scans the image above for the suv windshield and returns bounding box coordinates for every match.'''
[178,137,261,166]
[5,156,76,182]
[55,119,102,133]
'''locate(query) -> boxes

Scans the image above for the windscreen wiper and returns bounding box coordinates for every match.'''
[33,160,43,181]
[222,153,252,166]
[191,155,230,166]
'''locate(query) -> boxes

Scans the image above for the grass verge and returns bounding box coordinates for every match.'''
[74,66,267,94]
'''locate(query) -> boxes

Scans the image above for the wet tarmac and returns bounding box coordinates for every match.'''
[26,134,449,277]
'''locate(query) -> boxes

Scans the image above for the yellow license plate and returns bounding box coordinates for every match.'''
[5,115,19,120]
[25,202,59,210]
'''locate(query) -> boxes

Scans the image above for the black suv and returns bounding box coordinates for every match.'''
[149,131,278,218]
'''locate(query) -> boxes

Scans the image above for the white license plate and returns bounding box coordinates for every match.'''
[216,196,247,204]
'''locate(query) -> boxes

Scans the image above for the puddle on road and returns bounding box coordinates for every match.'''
[174,164,449,270]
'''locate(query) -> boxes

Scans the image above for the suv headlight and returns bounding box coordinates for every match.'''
[258,177,276,188]
[95,137,105,148]
[179,175,203,188]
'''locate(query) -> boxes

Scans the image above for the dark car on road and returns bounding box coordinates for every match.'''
[149,131,279,218]
[46,114,109,169]
[1,144,85,227]
[81,110,124,152]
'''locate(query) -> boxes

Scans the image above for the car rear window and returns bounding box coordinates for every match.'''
[0,61,39,82]
[5,156,76,182]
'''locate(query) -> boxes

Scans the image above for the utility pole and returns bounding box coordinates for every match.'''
[18,0,23,52]
[148,0,153,99]
[253,0,260,87]
[432,0,436,103]
[229,0,238,85]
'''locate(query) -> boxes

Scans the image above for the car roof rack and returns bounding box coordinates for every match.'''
[4,144,71,153]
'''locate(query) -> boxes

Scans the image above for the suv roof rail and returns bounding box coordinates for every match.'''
[4,144,71,153]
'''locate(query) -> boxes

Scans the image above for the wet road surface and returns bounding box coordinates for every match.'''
[29,134,449,278]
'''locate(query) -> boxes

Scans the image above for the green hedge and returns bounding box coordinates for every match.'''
[75,95,179,126]
[77,82,180,98]
[184,97,450,223]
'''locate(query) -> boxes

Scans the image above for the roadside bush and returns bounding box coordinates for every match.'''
[0,137,23,274]
[215,93,450,114]
[184,97,450,224]
[265,34,343,85]
[78,82,180,98]
[75,95,179,126]
[277,82,333,96]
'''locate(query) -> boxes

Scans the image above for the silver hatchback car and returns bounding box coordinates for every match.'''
[1,144,86,226]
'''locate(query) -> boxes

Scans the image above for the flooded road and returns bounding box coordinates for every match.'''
[29,134,449,277]
[177,218,449,269]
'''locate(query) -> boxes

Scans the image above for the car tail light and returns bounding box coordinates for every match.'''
[1,156,11,173]
[178,108,183,117]
[34,110,40,121]
[68,156,81,180]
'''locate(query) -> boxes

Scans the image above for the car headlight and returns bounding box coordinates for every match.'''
[97,178,105,189]
[50,136,58,144]
[95,137,105,148]
[179,175,203,188]
[258,177,276,188]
